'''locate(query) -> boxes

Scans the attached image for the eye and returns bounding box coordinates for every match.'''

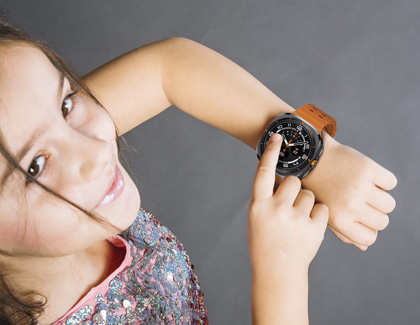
[28,155,46,179]
[62,95,74,118]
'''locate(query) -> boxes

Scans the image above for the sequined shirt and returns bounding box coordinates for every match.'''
[53,208,209,324]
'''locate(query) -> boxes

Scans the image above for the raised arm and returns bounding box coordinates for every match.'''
[83,37,397,250]
[83,37,292,146]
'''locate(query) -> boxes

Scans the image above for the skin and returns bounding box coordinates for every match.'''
[0,44,140,323]
[0,37,397,323]
[248,133,328,324]
[83,37,397,251]
[82,37,397,322]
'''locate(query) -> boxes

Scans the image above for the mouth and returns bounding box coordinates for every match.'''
[95,165,125,208]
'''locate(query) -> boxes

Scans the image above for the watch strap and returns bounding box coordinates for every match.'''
[293,103,337,137]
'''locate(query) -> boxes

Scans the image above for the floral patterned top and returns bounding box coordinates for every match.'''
[53,208,208,324]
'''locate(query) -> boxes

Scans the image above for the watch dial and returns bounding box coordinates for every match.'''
[264,118,315,171]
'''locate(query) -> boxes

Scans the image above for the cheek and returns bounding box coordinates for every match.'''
[24,201,111,256]
[0,186,39,250]
[81,100,117,141]
[0,194,101,256]
[0,211,37,252]
[94,108,116,138]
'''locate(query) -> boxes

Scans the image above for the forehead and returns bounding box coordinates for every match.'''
[0,43,62,173]
[0,43,61,101]
[0,42,62,121]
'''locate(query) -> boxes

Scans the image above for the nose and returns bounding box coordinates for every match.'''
[78,138,113,182]
[79,140,113,181]
[62,133,113,183]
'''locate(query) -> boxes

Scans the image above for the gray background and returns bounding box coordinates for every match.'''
[1,1,419,324]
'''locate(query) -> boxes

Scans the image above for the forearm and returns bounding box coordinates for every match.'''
[251,270,309,324]
[161,38,294,150]
[84,37,294,144]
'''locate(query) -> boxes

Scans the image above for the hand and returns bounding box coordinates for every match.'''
[248,133,329,275]
[300,132,398,250]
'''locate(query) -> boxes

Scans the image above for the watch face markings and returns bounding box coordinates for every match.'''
[261,118,317,174]
[258,108,329,178]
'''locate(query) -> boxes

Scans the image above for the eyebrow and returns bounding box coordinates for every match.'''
[0,72,65,187]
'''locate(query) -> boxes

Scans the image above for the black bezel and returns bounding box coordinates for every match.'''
[256,113,323,179]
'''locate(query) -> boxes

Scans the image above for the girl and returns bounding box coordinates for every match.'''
[0,14,396,325]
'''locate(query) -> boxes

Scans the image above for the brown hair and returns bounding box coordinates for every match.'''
[0,12,125,324]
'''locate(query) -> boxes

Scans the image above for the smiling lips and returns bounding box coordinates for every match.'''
[96,165,124,208]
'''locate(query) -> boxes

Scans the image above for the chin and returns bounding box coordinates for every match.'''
[116,178,141,231]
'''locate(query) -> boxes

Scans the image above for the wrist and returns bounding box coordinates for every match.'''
[251,270,309,325]
[251,261,309,283]
[301,130,339,189]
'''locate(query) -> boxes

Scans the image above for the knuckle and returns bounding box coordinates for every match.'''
[256,164,271,173]
[329,213,347,230]
[285,175,301,188]
[327,212,338,226]
[317,203,329,215]
[341,236,352,244]
[341,237,353,245]
[248,201,262,217]
[342,196,358,215]
[361,156,375,170]
[362,231,378,246]
[274,201,287,213]
[349,179,365,194]
[301,189,315,198]
[357,158,375,179]
[329,226,351,244]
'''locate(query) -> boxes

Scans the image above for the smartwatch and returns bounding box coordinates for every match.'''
[256,103,337,179]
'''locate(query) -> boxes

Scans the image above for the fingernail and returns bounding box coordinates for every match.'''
[271,133,281,142]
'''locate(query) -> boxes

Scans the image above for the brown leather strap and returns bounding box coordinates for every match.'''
[293,103,337,137]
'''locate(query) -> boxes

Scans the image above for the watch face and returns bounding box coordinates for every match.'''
[257,113,323,178]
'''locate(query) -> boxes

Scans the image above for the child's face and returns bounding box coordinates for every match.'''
[0,43,140,257]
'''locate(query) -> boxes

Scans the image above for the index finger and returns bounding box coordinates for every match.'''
[251,133,282,200]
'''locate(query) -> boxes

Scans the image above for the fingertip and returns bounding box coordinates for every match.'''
[390,172,398,189]
[378,169,398,191]
[319,203,329,212]
[312,203,329,227]
[269,133,282,143]
[316,202,329,217]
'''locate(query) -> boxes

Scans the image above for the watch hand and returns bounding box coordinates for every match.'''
[283,139,292,152]
[289,142,308,147]
[282,134,289,146]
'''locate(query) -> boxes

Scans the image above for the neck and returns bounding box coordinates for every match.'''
[1,239,125,324]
